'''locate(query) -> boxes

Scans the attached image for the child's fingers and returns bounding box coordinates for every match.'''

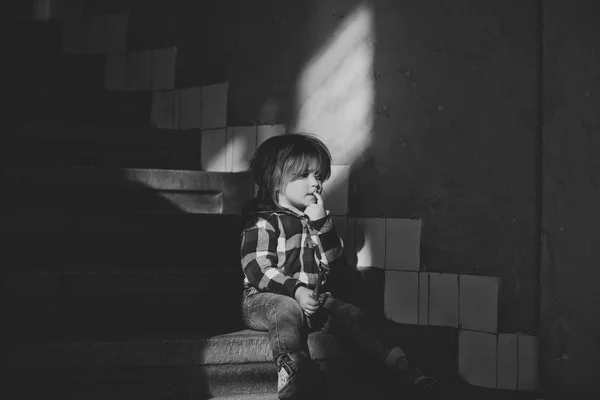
[305,300,319,309]
[313,192,323,205]
[305,306,318,314]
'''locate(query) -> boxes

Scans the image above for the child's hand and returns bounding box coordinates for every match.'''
[294,286,320,316]
[304,192,327,221]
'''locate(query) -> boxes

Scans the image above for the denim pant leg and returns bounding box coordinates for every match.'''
[321,296,392,364]
[241,291,307,360]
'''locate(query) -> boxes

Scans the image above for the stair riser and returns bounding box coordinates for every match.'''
[6,362,397,400]
[1,211,244,235]
[2,166,253,214]
[7,364,278,400]
[2,192,224,215]
[3,236,241,270]
[3,272,243,297]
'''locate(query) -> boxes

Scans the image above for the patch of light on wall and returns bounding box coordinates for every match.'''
[293,1,375,165]
[33,0,52,20]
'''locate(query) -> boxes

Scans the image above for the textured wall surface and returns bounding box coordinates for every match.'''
[229,0,540,333]
[540,0,600,396]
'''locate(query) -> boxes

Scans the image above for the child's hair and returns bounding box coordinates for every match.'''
[249,133,332,206]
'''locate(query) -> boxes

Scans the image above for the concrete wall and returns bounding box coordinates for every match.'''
[540,0,600,396]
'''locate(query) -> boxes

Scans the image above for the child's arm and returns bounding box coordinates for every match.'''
[241,215,305,297]
[305,193,344,271]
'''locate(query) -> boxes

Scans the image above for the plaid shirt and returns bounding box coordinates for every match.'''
[240,205,344,297]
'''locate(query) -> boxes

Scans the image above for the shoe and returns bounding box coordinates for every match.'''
[276,352,323,399]
[395,365,439,392]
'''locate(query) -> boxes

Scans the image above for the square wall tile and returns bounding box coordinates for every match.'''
[104,53,126,91]
[231,126,257,172]
[497,334,518,390]
[517,335,539,391]
[323,165,349,215]
[52,0,82,20]
[2,273,34,296]
[201,129,228,172]
[152,47,177,91]
[355,218,386,268]
[418,272,429,325]
[84,15,106,55]
[385,218,421,271]
[105,13,128,54]
[36,273,59,297]
[225,127,235,172]
[459,330,497,388]
[178,87,202,130]
[257,125,285,148]
[429,273,459,327]
[62,17,85,54]
[122,52,136,92]
[124,52,152,92]
[33,0,51,20]
[202,83,228,129]
[459,275,499,333]
[151,90,179,129]
[384,271,418,325]
[345,217,357,266]
[133,50,153,91]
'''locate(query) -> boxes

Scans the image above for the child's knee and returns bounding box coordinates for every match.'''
[267,295,304,326]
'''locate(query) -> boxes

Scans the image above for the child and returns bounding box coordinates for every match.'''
[240,133,438,399]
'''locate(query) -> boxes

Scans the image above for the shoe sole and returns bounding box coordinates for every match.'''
[277,368,323,400]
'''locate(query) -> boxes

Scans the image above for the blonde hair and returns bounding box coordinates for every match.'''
[249,133,332,206]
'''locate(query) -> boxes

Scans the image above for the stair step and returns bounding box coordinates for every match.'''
[1,165,252,214]
[3,268,244,303]
[0,211,243,236]
[6,363,277,400]
[5,361,405,400]
[2,190,224,214]
[2,230,242,270]
[4,121,206,168]
[5,363,539,400]
[1,165,253,202]
[3,235,241,270]
[6,330,357,369]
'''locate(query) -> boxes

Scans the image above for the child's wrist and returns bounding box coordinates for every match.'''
[293,283,307,299]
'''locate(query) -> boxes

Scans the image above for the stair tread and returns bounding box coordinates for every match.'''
[4,362,407,400]
[6,329,361,368]
[5,362,536,400]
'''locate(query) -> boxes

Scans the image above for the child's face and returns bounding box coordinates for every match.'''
[278,171,322,213]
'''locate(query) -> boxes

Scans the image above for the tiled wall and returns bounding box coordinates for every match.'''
[44,2,539,391]
[333,215,539,391]
[54,6,292,175]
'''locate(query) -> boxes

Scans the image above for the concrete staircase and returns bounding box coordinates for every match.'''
[0,163,532,400]
[0,161,404,400]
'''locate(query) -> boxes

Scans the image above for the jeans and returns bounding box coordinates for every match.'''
[241,289,393,363]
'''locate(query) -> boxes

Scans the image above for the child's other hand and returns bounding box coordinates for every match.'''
[304,192,327,221]
[294,286,320,316]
